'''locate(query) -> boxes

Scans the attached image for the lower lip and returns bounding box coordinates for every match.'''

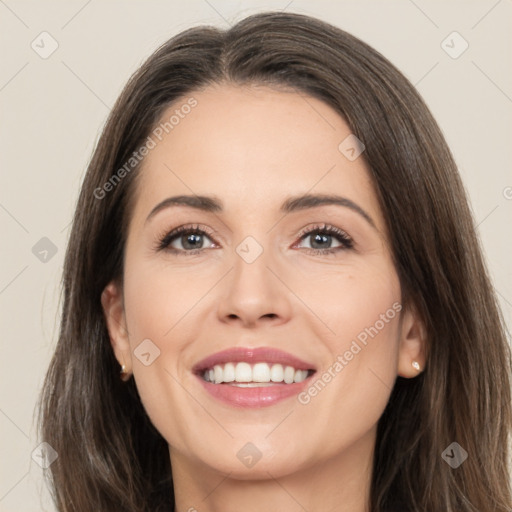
[195,374,313,408]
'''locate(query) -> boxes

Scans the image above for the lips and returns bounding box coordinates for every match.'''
[192,346,317,408]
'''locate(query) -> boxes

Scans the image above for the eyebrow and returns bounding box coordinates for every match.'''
[145,193,376,228]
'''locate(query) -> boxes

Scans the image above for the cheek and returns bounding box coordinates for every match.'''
[296,260,401,351]
[331,276,401,356]
[295,267,401,436]
[121,260,208,452]
[123,255,215,343]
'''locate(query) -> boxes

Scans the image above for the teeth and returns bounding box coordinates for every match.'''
[223,362,235,382]
[202,362,310,384]
[253,362,270,382]
[270,364,284,382]
[284,365,295,384]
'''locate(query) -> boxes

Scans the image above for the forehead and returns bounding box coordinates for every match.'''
[130,83,381,228]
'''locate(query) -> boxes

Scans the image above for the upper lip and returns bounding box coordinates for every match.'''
[192,346,317,374]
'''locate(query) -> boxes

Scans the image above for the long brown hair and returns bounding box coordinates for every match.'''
[37,11,512,511]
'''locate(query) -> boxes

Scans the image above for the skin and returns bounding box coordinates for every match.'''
[102,83,426,512]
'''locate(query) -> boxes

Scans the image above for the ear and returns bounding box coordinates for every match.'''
[101,280,132,374]
[397,303,427,378]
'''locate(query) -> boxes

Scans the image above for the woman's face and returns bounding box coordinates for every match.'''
[103,83,424,479]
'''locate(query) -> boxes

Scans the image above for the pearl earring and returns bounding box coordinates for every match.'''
[412,361,421,371]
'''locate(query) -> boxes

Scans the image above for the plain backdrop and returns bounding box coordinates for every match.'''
[1,1,511,510]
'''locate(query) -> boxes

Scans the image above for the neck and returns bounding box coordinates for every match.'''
[170,426,375,512]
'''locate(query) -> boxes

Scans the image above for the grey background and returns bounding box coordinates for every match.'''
[1,0,511,510]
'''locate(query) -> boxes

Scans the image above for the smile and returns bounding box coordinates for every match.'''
[192,346,317,407]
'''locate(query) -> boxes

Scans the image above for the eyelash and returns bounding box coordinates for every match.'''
[155,223,353,256]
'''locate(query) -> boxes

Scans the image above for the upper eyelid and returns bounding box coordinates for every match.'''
[164,223,348,239]
[296,223,350,237]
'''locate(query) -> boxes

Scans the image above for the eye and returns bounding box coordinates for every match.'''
[294,223,353,255]
[155,224,216,255]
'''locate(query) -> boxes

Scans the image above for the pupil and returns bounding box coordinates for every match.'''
[183,233,202,250]
[311,233,330,249]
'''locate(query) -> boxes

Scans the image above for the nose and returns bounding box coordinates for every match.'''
[216,245,293,328]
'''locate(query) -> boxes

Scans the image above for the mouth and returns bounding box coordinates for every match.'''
[192,346,317,407]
